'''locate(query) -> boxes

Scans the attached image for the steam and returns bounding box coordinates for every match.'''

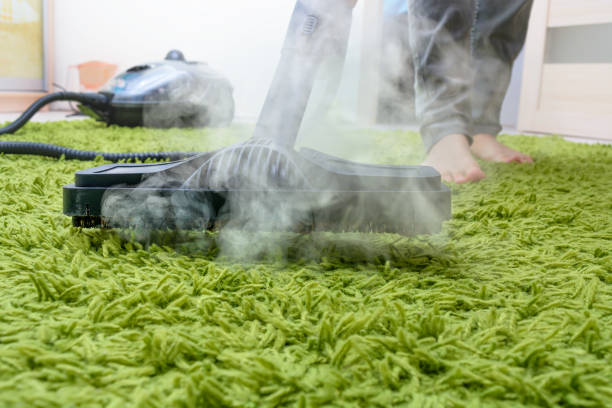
[140,61,235,129]
[376,11,417,126]
[99,139,333,258]
[99,0,467,261]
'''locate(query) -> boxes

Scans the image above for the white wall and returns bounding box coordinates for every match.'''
[500,50,524,128]
[53,0,295,119]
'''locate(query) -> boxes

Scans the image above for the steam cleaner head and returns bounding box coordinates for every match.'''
[63,141,451,235]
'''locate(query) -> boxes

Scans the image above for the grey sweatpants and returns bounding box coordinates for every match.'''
[407,0,533,151]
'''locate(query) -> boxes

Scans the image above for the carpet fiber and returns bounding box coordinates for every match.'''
[0,120,611,407]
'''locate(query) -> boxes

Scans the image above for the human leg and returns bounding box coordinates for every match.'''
[408,0,485,182]
[470,0,534,163]
[408,0,474,152]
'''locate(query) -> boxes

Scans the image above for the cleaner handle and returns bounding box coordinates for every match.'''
[251,0,354,148]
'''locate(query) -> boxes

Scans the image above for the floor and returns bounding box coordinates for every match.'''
[1,111,610,146]
[2,120,611,406]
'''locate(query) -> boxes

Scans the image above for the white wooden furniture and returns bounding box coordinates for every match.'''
[518,0,612,141]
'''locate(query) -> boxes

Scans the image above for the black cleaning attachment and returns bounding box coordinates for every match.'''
[63,139,451,235]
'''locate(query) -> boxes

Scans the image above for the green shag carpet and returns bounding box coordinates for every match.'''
[0,120,611,407]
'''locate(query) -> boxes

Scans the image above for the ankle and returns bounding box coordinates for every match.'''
[430,133,471,152]
[472,133,496,144]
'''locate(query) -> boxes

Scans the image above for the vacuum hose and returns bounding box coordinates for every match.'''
[0,92,195,162]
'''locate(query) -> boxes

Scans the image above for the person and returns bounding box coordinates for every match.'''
[404,0,535,183]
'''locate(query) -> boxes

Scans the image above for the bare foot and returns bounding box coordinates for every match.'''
[423,134,486,184]
[471,133,533,163]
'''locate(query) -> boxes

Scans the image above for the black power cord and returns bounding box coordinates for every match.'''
[52,82,82,115]
[0,92,195,162]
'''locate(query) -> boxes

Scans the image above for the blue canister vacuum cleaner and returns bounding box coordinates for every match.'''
[0,50,234,161]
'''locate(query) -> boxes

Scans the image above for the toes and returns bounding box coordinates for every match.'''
[504,152,533,164]
[465,166,486,182]
[440,170,453,183]
[471,137,533,164]
[500,151,534,164]
[428,163,485,184]
[453,173,469,184]
[472,167,487,181]
[454,167,485,184]
[495,151,521,163]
